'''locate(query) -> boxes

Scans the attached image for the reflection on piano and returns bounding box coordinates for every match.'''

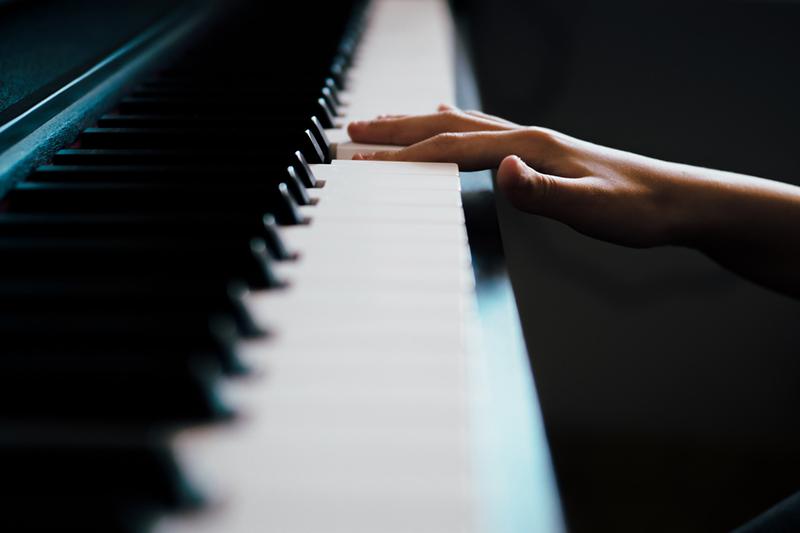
[0,0,563,531]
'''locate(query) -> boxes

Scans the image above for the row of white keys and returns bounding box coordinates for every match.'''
[157,161,476,533]
[338,0,455,119]
[155,0,478,531]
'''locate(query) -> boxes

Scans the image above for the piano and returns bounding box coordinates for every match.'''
[0,0,564,531]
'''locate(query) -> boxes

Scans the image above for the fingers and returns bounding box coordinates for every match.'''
[496,155,590,219]
[347,109,512,146]
[466,110,520,127]
[437,103,520,128]
[353,129,544,171]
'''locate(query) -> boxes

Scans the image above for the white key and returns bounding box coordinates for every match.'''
[310,187,462,207]
[329,160,458,175]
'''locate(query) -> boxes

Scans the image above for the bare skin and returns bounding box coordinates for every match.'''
[348,104,800,298]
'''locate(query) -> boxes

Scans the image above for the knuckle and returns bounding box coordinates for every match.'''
[524,126,556,147]
[432,132,460,146]
[438,110,463,126]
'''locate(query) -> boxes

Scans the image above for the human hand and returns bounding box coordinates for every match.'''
[348,104,687,248]
[348,105,800,296]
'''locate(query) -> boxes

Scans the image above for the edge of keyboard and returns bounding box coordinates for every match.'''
[452,8,566,532]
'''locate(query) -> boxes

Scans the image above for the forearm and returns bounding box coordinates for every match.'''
[664,162,800,296]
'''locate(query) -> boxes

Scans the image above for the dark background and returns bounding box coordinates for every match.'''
[460,0,800,531]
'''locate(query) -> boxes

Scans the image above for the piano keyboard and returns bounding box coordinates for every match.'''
[0,0,563,532]
[157,2,475,531]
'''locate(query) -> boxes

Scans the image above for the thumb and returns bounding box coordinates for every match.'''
[496,155,584,217]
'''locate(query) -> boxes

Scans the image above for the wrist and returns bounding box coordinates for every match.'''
[658,164,714,249]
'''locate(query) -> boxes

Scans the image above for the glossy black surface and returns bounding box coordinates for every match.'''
[0,0,185,122]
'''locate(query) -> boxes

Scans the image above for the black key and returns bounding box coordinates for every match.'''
[0,212,295,259]
[285,166,311,204]
[30,164,311,205]
[310,115,332,163]
[116,95,327,118]
[94,114,330,152]
[321,86,339,113]
[130,87,339,114]
[79,127,257,149]
[52,148,264,166]
[0,362,227,423]
[79,127,278,150]
[0,236,281,290]
[291,149,318,187]
[324,77,341,106]
[1,438,202,530]
[0,275,263,337]
[143,70,337,92]
[31,164,264,183]
[79,127,326,164]
[5,305,235,351]
[6,182,306,225]
[155,65,342,92]
[97,114,268,129]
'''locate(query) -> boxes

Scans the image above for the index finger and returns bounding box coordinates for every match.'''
[347,110,511,146]
[354,129,543,171]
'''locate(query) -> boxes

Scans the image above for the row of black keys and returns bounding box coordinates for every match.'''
[0,14,365,426]
[0,4,365,426]
[1,1,368,530]
[0,132,331,424]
